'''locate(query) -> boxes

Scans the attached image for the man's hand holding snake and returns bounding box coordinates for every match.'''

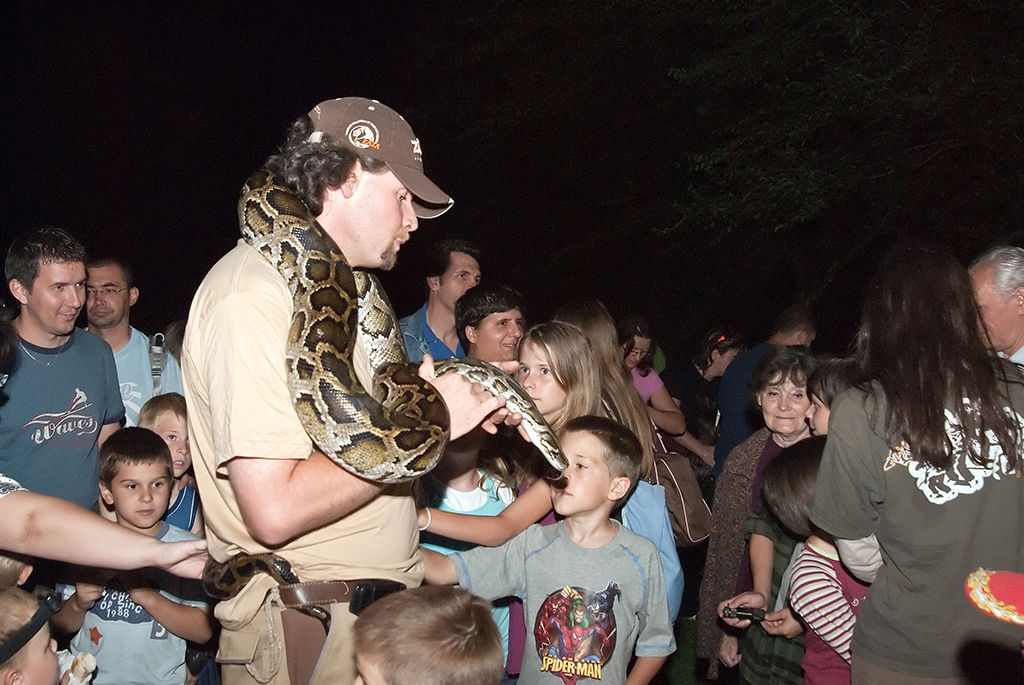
[417,355,511,439]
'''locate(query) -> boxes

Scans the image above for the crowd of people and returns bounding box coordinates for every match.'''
[2,95,1024,685]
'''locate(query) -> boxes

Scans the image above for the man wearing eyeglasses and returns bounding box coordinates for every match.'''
[86,259,184,426]
[2,227,125,511]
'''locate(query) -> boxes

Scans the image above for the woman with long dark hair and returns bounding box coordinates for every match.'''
[812,244,1024,683]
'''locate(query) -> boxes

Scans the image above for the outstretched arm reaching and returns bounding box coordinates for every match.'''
[419,477,553,547]
[0,489,208,578]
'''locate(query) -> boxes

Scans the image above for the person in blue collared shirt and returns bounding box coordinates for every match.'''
[399,239,482,361]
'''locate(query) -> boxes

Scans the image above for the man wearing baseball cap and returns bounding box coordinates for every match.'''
[182,98,505,685]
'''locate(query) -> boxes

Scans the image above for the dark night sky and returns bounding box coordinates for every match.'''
[2,3,429,328]
[2,3,693,340]
[7,2,1003,357]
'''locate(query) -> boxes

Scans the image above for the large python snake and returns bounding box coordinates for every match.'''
[238,168,566,484]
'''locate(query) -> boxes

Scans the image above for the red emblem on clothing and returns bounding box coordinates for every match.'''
[89,626,103,645]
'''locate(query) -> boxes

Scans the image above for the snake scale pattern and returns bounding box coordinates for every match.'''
[238,168,566,484]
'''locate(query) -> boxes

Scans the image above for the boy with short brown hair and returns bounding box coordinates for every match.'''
[52,427,212,685]
[353,585,504,685]
[424,415,676,685]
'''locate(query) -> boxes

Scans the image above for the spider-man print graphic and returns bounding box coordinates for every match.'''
[535,582,620,683]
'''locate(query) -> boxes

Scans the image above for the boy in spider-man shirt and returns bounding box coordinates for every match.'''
[424,415,676,685]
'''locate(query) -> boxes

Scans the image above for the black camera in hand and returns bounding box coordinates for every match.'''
[722,606,765,622]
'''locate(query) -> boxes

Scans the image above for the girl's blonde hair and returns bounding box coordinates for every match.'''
[554,301,655,478]
[520,321,602,431]
[137,392,187,430]
[479,321,602,487]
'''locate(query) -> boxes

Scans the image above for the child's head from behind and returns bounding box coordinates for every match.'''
[353,585,503,685]
[0,588,59,685]
[99,427,173,536]
[806,358,857,436]
[0,553,32,592]
[518,321,601,430]
[138,393,190,479]
[761,435,827,538]
[553,415,642,517]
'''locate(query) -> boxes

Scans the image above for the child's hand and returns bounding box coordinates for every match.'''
[72,582,103,611]
[718,634,741,668]
[718,591,767,628]
[762,608,804,638]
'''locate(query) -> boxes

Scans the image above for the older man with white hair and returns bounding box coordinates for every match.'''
[970,245,1024,365]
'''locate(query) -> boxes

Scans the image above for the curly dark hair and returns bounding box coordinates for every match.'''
[747,345,819,397]
[263,116,388,216]
[454,285,526,353]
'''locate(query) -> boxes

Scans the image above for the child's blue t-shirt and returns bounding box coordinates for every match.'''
[164,482,199,531]
[59,523,207,685]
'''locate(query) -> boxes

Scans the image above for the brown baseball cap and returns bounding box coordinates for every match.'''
[307,97,454,219]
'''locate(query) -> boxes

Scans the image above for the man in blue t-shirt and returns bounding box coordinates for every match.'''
[1,227,125,509]
[86,258,184,426]
[399,239,482,361]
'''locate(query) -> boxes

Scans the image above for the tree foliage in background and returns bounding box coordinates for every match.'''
[668,0,1023,266]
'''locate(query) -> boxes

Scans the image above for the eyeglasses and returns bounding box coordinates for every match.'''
[0,591,62,664]
[86,286,129,297]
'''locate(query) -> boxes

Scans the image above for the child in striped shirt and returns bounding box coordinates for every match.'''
[762,434,870,684]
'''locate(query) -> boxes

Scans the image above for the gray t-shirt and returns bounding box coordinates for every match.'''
[453,520,675,685]
[812,381,1024,678]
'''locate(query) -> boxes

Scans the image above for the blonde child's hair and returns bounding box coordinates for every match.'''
[137,392,187,430]
[520,321,602,431]
[0,553,30,591]
[479,321,603,487]
[0,588,41,674]
[354,586,503,685]
[554,301,655,478]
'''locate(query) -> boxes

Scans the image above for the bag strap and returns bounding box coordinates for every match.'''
[149,333,166,395]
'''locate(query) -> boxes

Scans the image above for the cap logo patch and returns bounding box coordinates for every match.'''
[346,120,380,150]
[411,138,422,156]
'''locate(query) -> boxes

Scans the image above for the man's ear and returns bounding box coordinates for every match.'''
[1013,287,1024,313]
[9,279,29,306]
[427,275,441,293]
[465,325,478,344]
[608,476,631,503]
[17,564,33,587]
[128,287,139,308]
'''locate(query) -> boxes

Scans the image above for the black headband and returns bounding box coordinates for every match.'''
[0,591,61,664]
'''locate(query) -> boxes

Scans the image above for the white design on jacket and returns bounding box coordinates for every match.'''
[883,402,1023,504]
